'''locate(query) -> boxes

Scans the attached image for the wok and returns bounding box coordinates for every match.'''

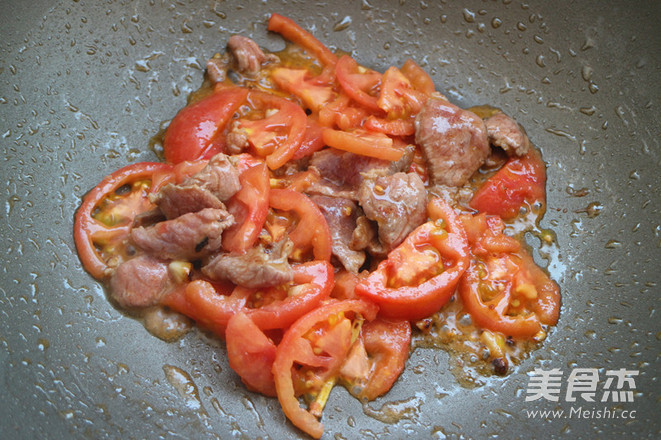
[1,0,659,438]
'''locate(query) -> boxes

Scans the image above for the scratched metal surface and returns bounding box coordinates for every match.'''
[1,0,659,438]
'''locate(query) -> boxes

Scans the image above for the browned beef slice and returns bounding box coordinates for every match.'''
[151,153,241,219]
[227,35,277,74]
[306,147,414,200]
[357,172,427,251]
[186,153,241,201]
[202,239,293,288]
[206,54,230,83]
[154,184,226,219]
[310,195,365,273]
[414,97,490,187]
[109,255,173,309]
[484,112,530,156]
[130,208,234,260]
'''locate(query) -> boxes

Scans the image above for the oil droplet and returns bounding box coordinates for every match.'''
[605,240,622,249]
[608,316,623,325]
[535,55,545,67]
[181,21,193,34]
[37,338,50,351]
[579,106,596,116]
[517,22,527,31]
[163,364,203,411]
[333,16,352,32]
[588,82,599,94]
[491,17,502,28]
[581,65,593,81]
[462,9,476,23]
[629,170,640,180]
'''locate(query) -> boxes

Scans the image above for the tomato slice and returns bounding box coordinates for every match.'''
[377,66,426,118]
[162,261,333,336]
[239,90,308,170]
[400,58,435,96]
[163,87,248,164]
[355,198,469,321]
[321,128,404,162]
[291,116,325,160]
[317,94,369,131]
[363,115,415,136]
[272,299,379,439]
[458,213,560,339]
[74,162,173,279]
[268,14,338,66]
[226,312,278,397]
[269,189,332,261]
[338,318,411,401]
[222,155,270,253]
[271,67,335,112]
[335,55,383,112]
[246,261,335,330]
[160,279,241,337]
[469,148,546,219]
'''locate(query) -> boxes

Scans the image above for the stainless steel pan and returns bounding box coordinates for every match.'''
[1,0,659,438]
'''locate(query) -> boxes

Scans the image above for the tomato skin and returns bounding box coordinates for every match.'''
[355,198,469,321]
[268,14,338,66]
[459,253,560,339]
[272,299,379,439]
[163,87,248,164]
[321,128,403,162]
[291,116,325,160]
[335,55,382,112]
[248,261,335,330]
[269,189,332,261]
[242,90,308,170]
[271,67,335,112]
[222,155,270,253]
[226,312,278,397]
[400,58,435,96]
[162,261,333,335]
[458,212,560,339]
[74,162,173,279]
[356,318,411,401]
[469,148,546,219]
[161,279,242,337]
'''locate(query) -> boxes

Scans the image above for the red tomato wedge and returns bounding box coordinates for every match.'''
[74,162,173,279]
[222,155,270,253]
[340,318,411,401]
[321,128,403,162]
[272,299,379,439]
[458,213,560,339]
[226,312,278,397]
[469,148,546,219]
[269,189,333,261]
[268,13,338,66]
[355,198,469,321]
[163,87,248,164]
[335,55,382,112]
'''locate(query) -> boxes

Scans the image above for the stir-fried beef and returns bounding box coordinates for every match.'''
[202,239,293,288]
[357,172,427,252]
[153,184,226,219]
[350,215,384,256]
[206,53,230,83]
[109,255,173,309]
[187,153,241,200]
[310,195,365,273]
[414,97,490,187]
[130,208,233,260]
[228,35,278,74]
[151,153,241,219]
[484,112,531,157]
[306,147,414,200]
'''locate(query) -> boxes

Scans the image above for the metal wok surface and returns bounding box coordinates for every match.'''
[1,1,659,438]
